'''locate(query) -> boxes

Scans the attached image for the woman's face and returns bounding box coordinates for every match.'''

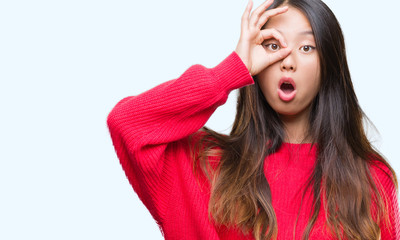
[257,6,320,118]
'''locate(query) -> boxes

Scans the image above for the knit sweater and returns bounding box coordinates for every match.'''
[107,52,400,240]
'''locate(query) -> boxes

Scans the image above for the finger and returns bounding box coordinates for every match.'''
[256,6,288,29]
[260,28,287,47]
[265,47,292,66]
[249,0,273,27]
[241,0,253,31]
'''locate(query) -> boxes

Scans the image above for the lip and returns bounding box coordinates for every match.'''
[278,77,297,102]
[279,77,296,89]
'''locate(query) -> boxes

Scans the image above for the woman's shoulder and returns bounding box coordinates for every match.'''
[369,157,394,177]
[368,157,400,238]
[368,157,397,194]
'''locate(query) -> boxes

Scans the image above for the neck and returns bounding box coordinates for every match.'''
[279,107,312,144]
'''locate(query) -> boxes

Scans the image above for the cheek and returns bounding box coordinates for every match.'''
[257,64,280,95]
[301,57,321,93]
[302,55,320,73]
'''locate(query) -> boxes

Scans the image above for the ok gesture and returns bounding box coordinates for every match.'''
[235,0,292,76]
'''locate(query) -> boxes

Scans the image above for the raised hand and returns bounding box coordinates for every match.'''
[235,0,292,76]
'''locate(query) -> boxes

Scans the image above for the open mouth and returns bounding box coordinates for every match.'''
[278,77,297,102]
[280,82,295,94]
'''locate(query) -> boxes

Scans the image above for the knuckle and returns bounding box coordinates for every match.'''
[270,28,279,35]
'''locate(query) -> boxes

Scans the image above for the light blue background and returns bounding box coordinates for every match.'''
[1,0,399,239]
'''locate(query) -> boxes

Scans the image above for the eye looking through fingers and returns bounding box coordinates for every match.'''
[263,43,281,52]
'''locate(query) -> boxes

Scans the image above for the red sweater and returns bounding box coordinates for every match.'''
[107,52,400,239]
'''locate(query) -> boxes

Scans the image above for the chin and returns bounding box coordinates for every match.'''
[270,102,310,118]
[276,110,301,117]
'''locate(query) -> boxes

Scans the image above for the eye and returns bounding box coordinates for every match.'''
[264,43,281,51]
[300,45,316,53]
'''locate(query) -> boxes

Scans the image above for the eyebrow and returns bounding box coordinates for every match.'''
[299,30,314,35]
[276,29,314,36]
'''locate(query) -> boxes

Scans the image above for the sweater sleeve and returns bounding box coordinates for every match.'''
[372,162,400,240]
[106,52,254,225]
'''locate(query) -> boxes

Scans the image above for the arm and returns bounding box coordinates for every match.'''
[107,52,253,224]
[107,0,292,226]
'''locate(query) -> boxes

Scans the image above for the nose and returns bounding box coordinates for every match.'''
[280,52,296,72]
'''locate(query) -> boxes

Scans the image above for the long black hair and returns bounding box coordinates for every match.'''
[193,0,398,239]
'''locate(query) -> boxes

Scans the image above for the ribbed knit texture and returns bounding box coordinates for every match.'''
[107,52,400,240]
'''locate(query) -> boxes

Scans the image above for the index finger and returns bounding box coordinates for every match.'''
[260,28,287,48]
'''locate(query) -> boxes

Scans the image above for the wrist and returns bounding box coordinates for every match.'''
[234,48,251,75]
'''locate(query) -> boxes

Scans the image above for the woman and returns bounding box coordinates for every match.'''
[107,0,399,239]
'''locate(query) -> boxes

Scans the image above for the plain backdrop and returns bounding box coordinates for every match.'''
[1,0,399,239]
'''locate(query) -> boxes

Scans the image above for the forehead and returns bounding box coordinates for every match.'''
[264,6,313,36]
